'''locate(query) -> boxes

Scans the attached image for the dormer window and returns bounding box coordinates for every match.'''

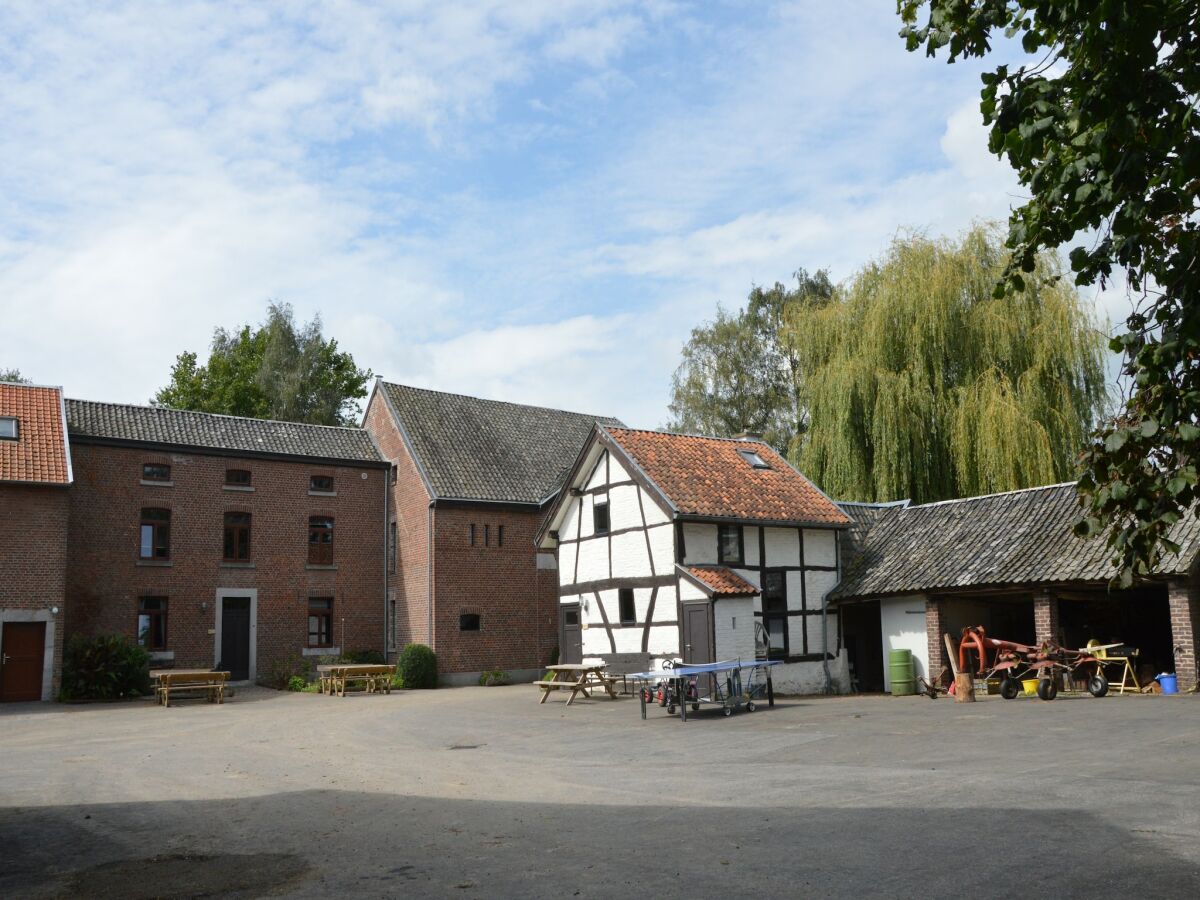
[0,416,17,440]
[738,448,770,469]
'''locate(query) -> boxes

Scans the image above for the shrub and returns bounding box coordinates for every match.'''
[61,634,151,701]
[287,675,308,692]
[479,669,510,686]
[342,649,385,664]
[257,653,306,690]
[397,643,437,689]
[549,646,560,666]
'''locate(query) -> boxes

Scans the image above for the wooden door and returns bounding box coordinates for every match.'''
[559,604,582,665]
[682,603,713,665]
[1,622,46,701]
[220,597,251,680]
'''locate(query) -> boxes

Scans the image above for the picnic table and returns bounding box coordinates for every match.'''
[317,663,396,697]
[150,669,229,707]
[535,663,618,705]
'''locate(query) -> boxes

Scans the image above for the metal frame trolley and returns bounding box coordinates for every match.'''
[632,659,781,721]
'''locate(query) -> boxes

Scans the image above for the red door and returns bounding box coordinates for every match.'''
[1,622,46,701]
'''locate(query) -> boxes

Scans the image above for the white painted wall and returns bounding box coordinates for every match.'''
[713,596,756,662]
[880,596,929,689]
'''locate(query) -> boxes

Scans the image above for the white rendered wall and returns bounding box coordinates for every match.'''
[803,528,838,568]
[608,483,642,531]
[768,652,851,695]
[763,527,801,567]
[681,523,718,564]
[880,596,930,689]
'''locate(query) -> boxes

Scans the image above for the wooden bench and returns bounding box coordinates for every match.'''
[536,664,617,705]
[154,670,229,707]
[322,664,395,697]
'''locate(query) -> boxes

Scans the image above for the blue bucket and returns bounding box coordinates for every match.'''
[1157,673,1178,694]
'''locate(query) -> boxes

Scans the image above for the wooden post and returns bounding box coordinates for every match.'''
[954,672,976,702]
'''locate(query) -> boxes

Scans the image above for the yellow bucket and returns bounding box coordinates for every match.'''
[1021,679,1039,696]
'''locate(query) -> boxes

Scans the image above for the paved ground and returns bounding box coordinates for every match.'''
[2,685,1198,898]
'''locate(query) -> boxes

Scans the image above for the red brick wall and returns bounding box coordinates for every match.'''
[65,443,386,679]
[1168,575,1199,691]
[432,505,558,675]
[0,484,69,693]
[363,390,431,651]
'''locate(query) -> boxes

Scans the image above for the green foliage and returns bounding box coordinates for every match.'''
[666,269,834,452]
[1,368,30,383]
[61,634,151,701]
[391,672,406,690]
[898,1,1200,579]
[287,675,308,692]
[154,302,372,426]
[479,669,510,686]
[396,643,437,689]
[791,226,1108,503]
[257,652,307,690]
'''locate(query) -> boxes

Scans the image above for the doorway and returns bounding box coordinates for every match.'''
[840,600,884,692]
[215,593,255,681]
[559,603,582,664]
[682,602,714,665]
[1,621,47,702]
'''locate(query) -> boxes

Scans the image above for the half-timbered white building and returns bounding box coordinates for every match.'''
[536,426,854,694]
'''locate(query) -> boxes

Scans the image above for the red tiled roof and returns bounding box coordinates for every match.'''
[605,428,849,526]
[686,566,759,596]
[0,383,71,485]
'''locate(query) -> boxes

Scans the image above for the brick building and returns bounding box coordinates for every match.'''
[363,381,621,684]
[62,400,389,684]
[1,382,72,701]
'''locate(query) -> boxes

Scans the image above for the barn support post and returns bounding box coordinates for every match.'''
[1033,589,1059,647]
[1167,576,1200,692]
[924,596,948,680]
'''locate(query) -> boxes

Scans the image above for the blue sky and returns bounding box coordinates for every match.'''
[0,1,1121,427]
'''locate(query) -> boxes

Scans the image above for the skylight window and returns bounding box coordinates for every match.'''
[0,416,17,440]
[738,448,770,469]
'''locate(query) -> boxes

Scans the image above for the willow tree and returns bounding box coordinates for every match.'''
[791,226,1108,503]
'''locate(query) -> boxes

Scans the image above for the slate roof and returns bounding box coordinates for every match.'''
[832,483,1200,600]
[65,399,384,464]
[683,565,759,597]
[605,428,851,527]
[379,382,623,504]
[0,383,71,485]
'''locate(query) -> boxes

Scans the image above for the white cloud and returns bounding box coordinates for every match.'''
[2,1,1113,432]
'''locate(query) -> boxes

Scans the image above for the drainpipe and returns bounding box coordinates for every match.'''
[382,466,390,658]
[821,589,832,695]
[426,500,435,646]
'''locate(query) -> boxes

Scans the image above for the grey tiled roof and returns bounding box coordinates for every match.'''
[66,399,384,464]
[832,483,1200,600]
[380,382,623,504]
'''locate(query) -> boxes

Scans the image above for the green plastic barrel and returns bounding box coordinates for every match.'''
[889,648,915,696]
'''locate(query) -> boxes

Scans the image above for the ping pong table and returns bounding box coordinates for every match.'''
[630,658,781,721]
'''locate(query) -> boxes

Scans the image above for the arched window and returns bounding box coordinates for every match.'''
[308,516,334,565]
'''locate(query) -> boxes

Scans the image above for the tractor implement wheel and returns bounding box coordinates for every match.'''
[999,678,1020,700]
[1088,674,1109,698]
[1037,678,1058,701]
[746,701,756,712]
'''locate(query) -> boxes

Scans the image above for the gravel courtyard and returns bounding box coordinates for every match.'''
[2,686,1198,898]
